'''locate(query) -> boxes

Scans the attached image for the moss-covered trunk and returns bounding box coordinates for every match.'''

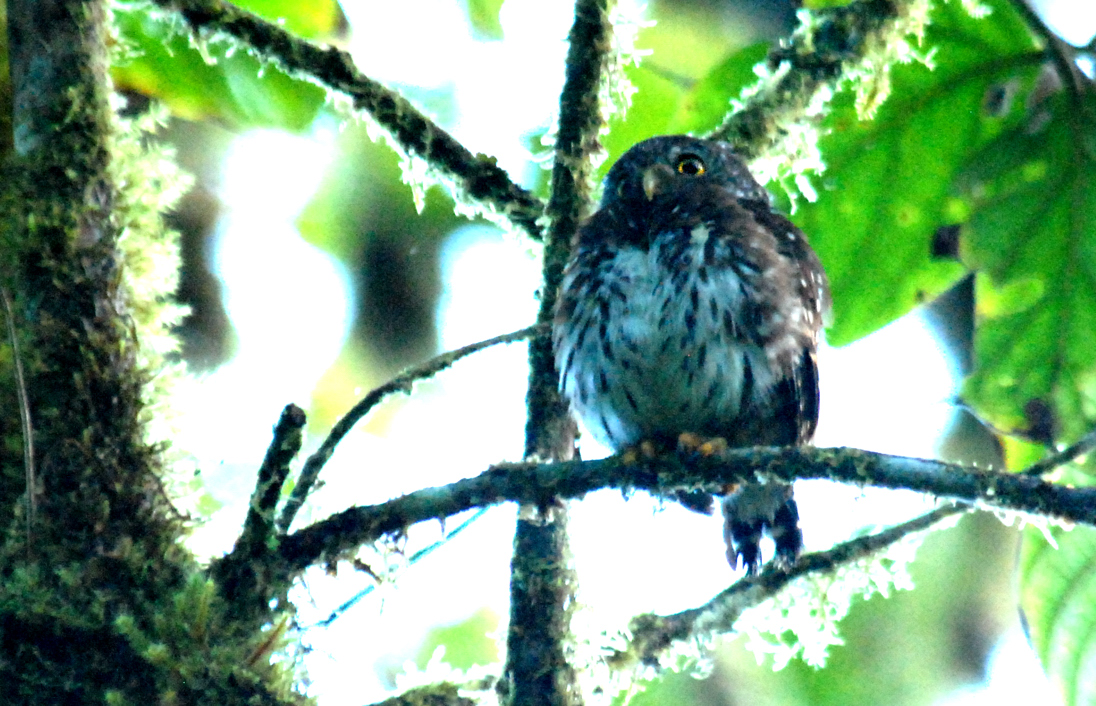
[0,1,302,702]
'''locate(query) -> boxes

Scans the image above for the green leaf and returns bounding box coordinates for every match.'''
[600,63,686,179]
[1020,525,1096,706]
[666,42,770,136]
[233,0,345,41]
[112,10,325,131]
[803,0,857,8]
[791,0,1042,345]
[466,0,505,40]
[958,92,1096,440]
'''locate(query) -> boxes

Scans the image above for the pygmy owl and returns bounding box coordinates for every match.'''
[553,135,830,574]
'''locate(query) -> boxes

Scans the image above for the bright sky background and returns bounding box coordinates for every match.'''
[176,0,1096,703]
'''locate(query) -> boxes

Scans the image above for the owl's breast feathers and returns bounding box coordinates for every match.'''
[554,178,829,450]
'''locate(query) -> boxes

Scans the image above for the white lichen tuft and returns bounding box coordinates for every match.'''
[570,603,630,704]
[959,0,993,19]
[841,0,934,121]
[733,0,938,202]
[394,645,500,703]
[584,512,958,702]
[986,506,1068,548]
[356,108,539,238]
[107,99,197,495]
[601,0,653,136]
[734,518,946,670]
[541,0,652,178]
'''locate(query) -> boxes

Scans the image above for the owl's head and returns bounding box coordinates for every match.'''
[600,135,769,210]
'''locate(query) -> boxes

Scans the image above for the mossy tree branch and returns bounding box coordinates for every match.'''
[612,505,963,670]
[502,0,615,702]
[145,0,547,239]
[708,0,929,174]
[4,0,188,629]
[276,444,1096,575]
[211,403,305,626]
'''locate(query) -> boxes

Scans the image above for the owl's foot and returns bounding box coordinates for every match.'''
[620,440,659,465]
[722,482,802,576]
[673,434,728,515]
[619,436,717,513]
[676,432,728,457]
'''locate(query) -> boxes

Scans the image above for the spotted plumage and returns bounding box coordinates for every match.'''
[553,135,830,574]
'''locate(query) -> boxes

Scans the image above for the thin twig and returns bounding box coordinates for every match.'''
[309,507,489,629]
[1023,426,1096,476]
[276,442,1096,576]
[209,404,306,624]
[1008,0,1088,105]
[613,504,964,669]
[237,404,307,555]
[1,287,34,550]
[144,0,546,239]
[276,324,542,533]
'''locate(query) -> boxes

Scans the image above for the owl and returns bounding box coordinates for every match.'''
[552,135,829,574]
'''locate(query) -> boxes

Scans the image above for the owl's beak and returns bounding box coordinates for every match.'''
[641,164,675,201]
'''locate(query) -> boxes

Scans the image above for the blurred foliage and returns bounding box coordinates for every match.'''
[296,119,462,376]
[232,0,344,39]
[958,89,1096,442]
[667,42,771,135]
[467,0,505,40]
[112,2,336,129]
[293,116,469,430]
[1021,524,1096,706]
[414,609,500,671]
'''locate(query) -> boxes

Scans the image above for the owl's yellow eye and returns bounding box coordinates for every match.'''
[676,154,706,176]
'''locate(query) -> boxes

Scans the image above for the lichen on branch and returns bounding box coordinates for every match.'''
[709,0,934,187]
[143,0,547,239]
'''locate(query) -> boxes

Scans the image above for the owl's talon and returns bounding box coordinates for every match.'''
[677,432,704,453]
[677,433,728,457]
[621,440,659,464]
[698,437,728,457]
[722,484,802,575]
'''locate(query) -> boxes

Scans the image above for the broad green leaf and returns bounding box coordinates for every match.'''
[466,0,506,40]
[666,41,770,136]
[958,93,1096,440]
[112,9,325,131]
[792,0,1042,345]
[1020,525,1096,706]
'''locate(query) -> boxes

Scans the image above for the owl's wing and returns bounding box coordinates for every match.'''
[794,347,821,444]
[758,346,820,446]
[738,199,832,326]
